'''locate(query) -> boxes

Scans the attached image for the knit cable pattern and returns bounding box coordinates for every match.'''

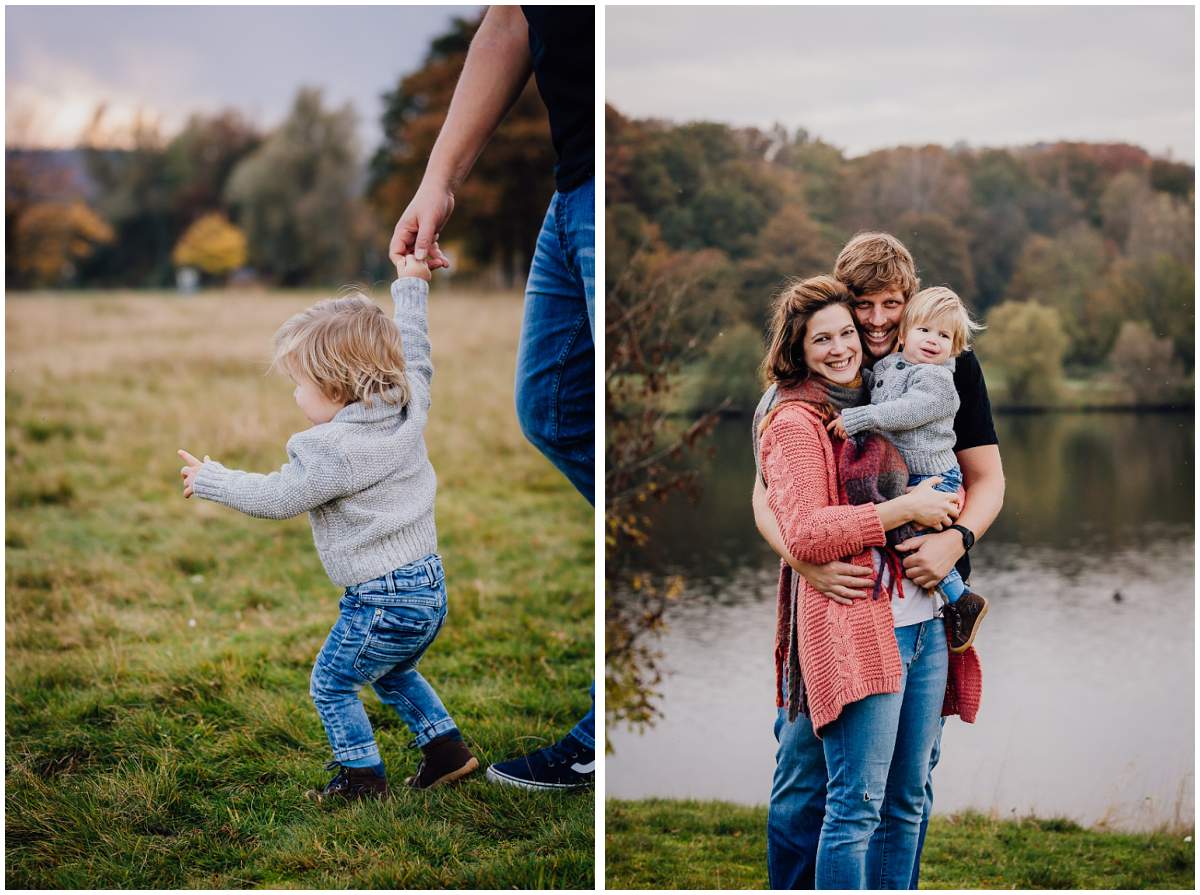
[760,401,981,733]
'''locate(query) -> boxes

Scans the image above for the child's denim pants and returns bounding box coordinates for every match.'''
[907,465,967,601]
[309,553,457,765]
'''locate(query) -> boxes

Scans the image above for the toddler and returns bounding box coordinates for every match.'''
[178,255,476,800]
[833,286,989,652]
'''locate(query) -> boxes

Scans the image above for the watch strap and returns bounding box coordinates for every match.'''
[949,524,975,551]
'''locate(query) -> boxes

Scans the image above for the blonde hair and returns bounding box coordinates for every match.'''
[834,231,919,300]
[761,275,856,386]
[270,291,409,408]
[901,287,985,356]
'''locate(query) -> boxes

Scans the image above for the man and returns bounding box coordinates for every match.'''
[753,232,1005,887]
[389,6,594,791]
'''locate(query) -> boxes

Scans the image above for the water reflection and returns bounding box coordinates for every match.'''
[608,412,1195,831]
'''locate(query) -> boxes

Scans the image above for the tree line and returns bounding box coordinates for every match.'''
[5,13,555,291]
[606,105,1194,407]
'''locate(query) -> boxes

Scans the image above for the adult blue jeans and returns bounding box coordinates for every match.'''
[309,555,457,764]
[816,619,948,889]
[515,177,594,505]
[514,178,595,745]
[767,643,949,891]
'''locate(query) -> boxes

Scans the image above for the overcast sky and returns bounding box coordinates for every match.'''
[607,6,1195,161]
[6,5,483,152]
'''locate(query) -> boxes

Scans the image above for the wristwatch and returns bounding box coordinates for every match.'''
[948,524,976,552]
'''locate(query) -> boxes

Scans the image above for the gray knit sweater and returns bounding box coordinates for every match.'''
[840,352,960,475]
[192,278,437,586]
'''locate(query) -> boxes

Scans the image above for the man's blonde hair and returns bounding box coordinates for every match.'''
[834,231,919,300]
[901,286,985,356]
[271,292,409,407]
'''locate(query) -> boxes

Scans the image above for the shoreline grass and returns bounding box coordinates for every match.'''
[606,799,1195,889]
[6,289,595,889]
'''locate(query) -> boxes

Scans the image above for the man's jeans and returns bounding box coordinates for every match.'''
[908,466,966,601]
[309,555,457,764]
[514,178,595,746]
[768,620,947,889]
[515,178,595,505]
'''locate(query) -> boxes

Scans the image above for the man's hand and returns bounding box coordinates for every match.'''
[896,529,964,589]
[178,449,209,499]
[793,558,875,604]
[826,416,849,440]
[389,181,453,271]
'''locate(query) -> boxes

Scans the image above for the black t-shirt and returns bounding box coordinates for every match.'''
[521,6,594,192]
[950,350,999,581]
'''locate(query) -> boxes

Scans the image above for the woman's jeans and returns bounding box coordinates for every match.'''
[309,554,457,764]
[514,178,595,745]
[816,620,949,889]
[768,620,947,889]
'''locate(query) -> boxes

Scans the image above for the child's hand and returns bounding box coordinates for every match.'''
[178,449,209,499]
[826,416,849,440]
[394,254,432,282]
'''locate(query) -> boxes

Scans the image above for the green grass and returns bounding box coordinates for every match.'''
[6,289,595,889]
[606,799,1195,889]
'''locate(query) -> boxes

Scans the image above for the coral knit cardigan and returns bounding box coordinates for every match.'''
[760,400,982,735]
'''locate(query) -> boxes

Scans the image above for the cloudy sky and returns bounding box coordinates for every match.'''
[6,5,482,151]
[607,6,1194,161]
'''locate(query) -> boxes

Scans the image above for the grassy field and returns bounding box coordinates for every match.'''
[606,799,1195,889]
[6,288,595,888]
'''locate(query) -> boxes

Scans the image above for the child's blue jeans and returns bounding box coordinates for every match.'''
[907,466,967,602]
[309,554,457,765]
[515,178,595,748]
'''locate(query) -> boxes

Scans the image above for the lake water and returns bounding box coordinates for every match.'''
[607,412,1195,832]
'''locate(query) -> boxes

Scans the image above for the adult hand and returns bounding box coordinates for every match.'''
[896,529,965,589]
[178,449,209,499]
[794,558,875,605]
[389,180,454,271]
[904,476,960,530]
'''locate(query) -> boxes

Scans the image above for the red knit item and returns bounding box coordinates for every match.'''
[761,401,982,734]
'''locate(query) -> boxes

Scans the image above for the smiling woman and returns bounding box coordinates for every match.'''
[751,273,974,889]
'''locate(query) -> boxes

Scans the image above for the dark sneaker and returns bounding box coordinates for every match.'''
[305,761,389,802]
[406,734,479,790]
[942,590,989,653]
[486,732,595,791]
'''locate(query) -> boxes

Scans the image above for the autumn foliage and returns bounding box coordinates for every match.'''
[15,201,114,286]
[171,213,247,277]
[606,104,1194,409]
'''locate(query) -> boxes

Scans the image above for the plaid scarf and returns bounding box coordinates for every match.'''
[765,374,918,720]
[774,373,919,557]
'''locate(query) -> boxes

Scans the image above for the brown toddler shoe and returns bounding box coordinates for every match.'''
[406,732,479,790]
[306,761,389,802]
[942,590,989,653]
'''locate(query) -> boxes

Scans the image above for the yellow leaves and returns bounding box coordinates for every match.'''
[172,213,247,277]
[15,201,114,286]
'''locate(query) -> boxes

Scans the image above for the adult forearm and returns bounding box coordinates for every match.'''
[753,477,797,564]
[875,495,914,532]
[957,444,1005,540]
[424,6,532,191]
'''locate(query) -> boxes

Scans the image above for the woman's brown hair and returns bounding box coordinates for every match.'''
[761,274,856,387]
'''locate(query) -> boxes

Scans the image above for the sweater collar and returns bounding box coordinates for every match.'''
[332,387,410,424]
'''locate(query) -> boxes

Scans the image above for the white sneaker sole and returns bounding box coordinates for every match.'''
[485,765,592,791]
